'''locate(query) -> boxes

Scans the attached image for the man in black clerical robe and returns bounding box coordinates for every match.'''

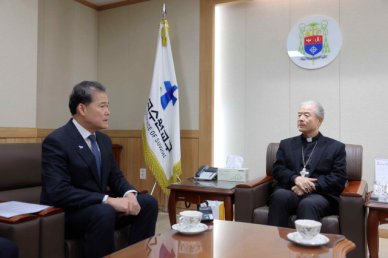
[267,100,348,227]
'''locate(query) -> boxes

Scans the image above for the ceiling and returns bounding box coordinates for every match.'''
[86,0,126,6]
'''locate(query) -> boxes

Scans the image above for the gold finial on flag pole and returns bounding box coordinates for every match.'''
[161,3,170,46]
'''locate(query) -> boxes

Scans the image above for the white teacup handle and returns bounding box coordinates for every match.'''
[179,216,185,228]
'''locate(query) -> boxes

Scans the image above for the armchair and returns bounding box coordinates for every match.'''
[235,143,367,258]
[0,143,145,258]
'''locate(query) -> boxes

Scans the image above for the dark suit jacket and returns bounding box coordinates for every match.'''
[40,119,136,210]
[272,133,348,203]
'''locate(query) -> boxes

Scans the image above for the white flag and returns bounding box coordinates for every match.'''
[142,18,182,194]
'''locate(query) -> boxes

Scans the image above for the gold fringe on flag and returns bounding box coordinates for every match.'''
[160,18,170,47]
[142,125,182,195]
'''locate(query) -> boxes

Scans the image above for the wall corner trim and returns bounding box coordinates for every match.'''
[74,0,150,11]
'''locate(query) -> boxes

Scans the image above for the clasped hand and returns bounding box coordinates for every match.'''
[107,193,141,216]
[293,176,317,195]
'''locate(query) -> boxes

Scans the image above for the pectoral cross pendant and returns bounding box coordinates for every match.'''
[300,167,309,177]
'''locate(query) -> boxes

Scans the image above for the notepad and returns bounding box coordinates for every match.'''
[0,201,52,218]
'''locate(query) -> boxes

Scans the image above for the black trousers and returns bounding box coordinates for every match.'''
[267,186,336,227]
[65,194,158,258]
[0,237,18,258]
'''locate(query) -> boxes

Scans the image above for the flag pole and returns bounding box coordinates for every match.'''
[162,3,169,213]
[154,2,172,214]
[143,1,182,212]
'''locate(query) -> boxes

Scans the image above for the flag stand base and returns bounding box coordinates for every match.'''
[151,177,182,213]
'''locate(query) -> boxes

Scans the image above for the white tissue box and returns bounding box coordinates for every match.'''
[218,168,249,182]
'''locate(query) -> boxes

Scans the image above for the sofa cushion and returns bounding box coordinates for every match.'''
[320,215,340,234]
[114,225,131,251]
[253,206,269,225]
[0,186,41,204]
[65,239,84,258]
[0,143,41,191]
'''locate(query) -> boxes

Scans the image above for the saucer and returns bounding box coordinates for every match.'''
[287,232,329,247]
[172,223,208,235]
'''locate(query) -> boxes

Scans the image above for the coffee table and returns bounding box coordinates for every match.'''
[167,179,239,227]
[104,220,355,258]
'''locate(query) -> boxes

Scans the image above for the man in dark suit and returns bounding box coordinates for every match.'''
[0,238,18,258]
[268,100,347,227]
[40,81,158,258]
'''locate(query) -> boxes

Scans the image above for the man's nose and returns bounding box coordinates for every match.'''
[106,108,111,115]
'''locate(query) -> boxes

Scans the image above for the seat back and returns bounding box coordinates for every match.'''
[0,143,42,203]
[266,142,363,181]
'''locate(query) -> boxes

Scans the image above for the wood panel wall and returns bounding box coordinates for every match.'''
[0,128,199,211]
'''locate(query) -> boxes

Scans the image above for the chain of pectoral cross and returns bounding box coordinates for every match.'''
[300,141,318,177]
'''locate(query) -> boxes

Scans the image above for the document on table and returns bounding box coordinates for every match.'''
[0,201,52,218]
[375,159,388,182]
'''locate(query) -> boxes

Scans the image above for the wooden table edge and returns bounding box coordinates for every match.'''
[333,238,356,258]
[167,185,235,195]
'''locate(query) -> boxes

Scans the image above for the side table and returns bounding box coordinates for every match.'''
[167,179,239,227]
[365,191,388,258]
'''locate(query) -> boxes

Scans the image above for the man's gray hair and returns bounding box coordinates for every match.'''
[300,100,324,119]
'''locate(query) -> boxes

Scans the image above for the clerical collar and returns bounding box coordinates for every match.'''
[301,132,321,143]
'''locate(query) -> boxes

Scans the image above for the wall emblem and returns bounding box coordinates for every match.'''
[287,16,342,69]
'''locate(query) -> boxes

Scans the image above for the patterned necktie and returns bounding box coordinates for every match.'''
[88,135,101,178]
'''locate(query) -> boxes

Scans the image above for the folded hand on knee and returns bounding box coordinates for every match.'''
[294,176,317,194]
[125,193,141,216]
[107,195,141,216]
[291,185,305,196]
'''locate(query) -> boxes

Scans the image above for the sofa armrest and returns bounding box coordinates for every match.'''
[236,175,273,188]
[235,176,273,223]
[37,207,63,217]
[0,216,40,258]
[341,180,367,197]
[0,214,39,224]
[37,208,65,258]
[339,180,368,258]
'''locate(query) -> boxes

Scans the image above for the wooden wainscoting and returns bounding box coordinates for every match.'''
[0,128,200,211]
[0,138,42,143]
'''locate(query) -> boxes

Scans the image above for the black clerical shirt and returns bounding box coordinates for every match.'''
[289,132,322,191]
[300,132,321,173]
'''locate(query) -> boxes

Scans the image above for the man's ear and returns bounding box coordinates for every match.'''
[317,117,323,126]
[77,104,86,116]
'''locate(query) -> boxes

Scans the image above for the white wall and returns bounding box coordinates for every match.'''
[37,0,98,129]
[0,0,198,130]
[215,0,388,188]
[0,0,38,128]
[214,3,246,167]
[98,0,199,130]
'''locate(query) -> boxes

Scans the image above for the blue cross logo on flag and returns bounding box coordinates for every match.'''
[161,81,178,110]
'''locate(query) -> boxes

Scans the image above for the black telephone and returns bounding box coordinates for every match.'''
[194,165,218,180]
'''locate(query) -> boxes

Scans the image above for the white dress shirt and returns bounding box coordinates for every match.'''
[72,119,136,204]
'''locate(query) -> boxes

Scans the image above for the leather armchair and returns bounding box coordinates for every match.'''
[0,143,65,258]
[235,143,367,258]
[0,143,139,258]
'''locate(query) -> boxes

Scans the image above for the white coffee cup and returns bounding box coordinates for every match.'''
[179,211,202,229]
[295,219,321,239]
